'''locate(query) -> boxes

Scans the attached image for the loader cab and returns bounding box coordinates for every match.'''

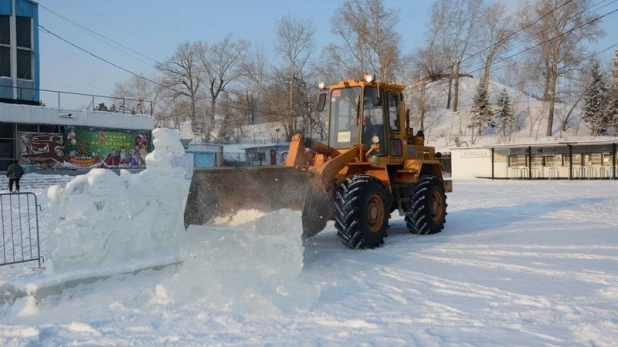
[317,76,405,159]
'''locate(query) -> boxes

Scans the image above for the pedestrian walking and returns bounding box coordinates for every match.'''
[6,160,24,193]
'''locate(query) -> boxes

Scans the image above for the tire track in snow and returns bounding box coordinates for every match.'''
[375,266,617,345]
[435,244,618,251]
[416,255,618,285]
[427,248,618,261]
[380,266,553,308]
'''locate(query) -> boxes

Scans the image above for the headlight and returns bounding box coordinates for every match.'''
[372,136,379,144]
[318,82,325,89]
[364,74,374,83]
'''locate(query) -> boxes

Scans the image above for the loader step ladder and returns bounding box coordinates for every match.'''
[392,185,413,216]
[0,193,43,268]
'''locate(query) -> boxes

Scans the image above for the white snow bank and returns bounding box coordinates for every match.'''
[164,209,319,314]
[3,127,317,316]
[45,128,189,273]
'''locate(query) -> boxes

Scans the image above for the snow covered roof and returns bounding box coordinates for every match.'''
[485,138,618,149]
[557,138,618,146]
[448,137,618,151]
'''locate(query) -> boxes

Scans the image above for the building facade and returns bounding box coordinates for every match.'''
[0,0,154,172]
[0,0,39,104]
[451,139,618,180]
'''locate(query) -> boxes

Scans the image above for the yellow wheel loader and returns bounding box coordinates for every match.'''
[184,74,453,249]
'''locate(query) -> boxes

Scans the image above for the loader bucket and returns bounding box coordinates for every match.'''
[183,166,314,229]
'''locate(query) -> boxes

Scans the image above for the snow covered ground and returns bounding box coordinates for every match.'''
[0,177,617,346]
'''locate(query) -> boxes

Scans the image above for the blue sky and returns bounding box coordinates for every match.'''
[35,0,617,109]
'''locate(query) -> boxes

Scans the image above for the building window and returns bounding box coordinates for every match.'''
[247,152,265,162]
[0,46,9,77]
[586,153,602,166]
[17,123,38,132]
[0,15,10,78]
[0,139,14,158]
[16,16,32,80]
[17,49,32,79]
[509,155,527,167]
[39,125,61,133]
[531,155,543,166]
[16,16,31,48]
[0,122,15,138]
[565,153,582,166]
[0,15,9,45]
[602,153,613,166]
[544,155,557,166]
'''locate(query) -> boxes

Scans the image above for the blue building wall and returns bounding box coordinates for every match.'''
[191,152,216,168]
[0,0,40,103]
[0,0,11,15]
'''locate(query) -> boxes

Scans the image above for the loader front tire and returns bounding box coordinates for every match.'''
[405,175,447,235]
[335,175,390,249]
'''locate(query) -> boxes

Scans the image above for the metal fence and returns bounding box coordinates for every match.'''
[0,193,42,268]
[507,166,616,179]
[1,84,155,115]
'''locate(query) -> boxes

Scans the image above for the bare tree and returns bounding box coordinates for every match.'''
[475,2,517,90]
[449,0,483,112]
[327,0,401,81]
[241,45,290,128]
[422,0,482,111]
[112,74,164,115]
[197,34,250,140]
[274,14,316,137]
[519,0,605,136]
[155,42,202,134]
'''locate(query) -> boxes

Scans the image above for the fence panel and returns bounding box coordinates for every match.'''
[548,167,559,179]
[0,193,42,268]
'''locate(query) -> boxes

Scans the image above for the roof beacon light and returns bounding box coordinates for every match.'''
[318,82,325,89]
[364,74,374,83]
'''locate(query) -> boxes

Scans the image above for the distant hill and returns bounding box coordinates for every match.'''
[404,76,601,152]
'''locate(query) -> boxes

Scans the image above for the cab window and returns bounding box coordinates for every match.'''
[388,91,400,133]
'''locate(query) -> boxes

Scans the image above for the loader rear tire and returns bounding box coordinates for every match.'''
[405,175,447,235]
[335,175,390,249]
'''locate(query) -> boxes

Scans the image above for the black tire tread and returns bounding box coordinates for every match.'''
[405,175,447,235]
[335,175,390,249]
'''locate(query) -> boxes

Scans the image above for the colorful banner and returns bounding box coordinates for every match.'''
[63,126,152,169]
[17,132,65,169]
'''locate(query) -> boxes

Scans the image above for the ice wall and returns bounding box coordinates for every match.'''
[46,128,189,272]
[161,209,318,314]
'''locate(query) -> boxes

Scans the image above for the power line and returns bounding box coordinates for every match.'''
[38,3,159,67]
[560,41,618,72]
[469,6,618,77]
[420,2,618,96]
[458,0,577,69]
[484,0,618,72]
[35,23,299,117]
[37,24,164,87]
[423,0,576,83]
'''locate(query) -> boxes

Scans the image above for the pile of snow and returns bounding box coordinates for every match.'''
[164,209,319,314]
[45,128,189,272]
[3,126,316,315]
